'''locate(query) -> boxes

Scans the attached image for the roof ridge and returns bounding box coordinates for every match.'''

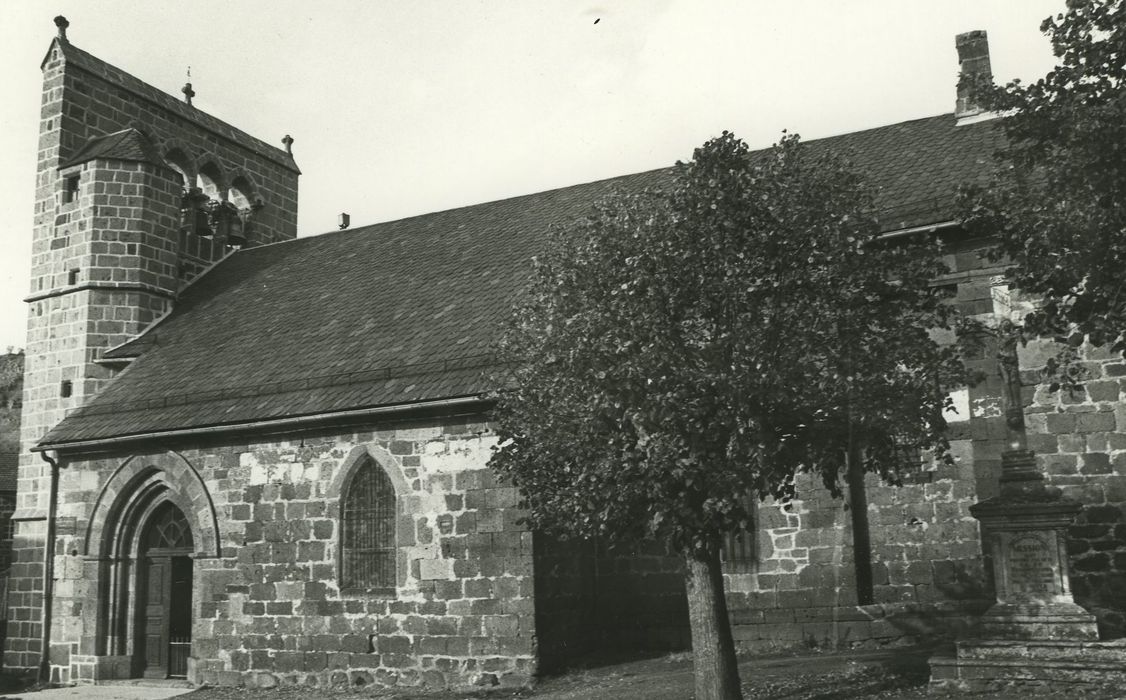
[245,165,674,252]
[258,112,965,251]
[800,112,955,144]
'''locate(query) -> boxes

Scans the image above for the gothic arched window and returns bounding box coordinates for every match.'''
[341,457,397,591]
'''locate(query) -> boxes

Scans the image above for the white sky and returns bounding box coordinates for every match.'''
[0,1,1063,351]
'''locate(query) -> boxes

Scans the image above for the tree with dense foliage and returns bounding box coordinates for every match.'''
[0,350,23,459]
[960,0,1125,358]
[490,133,974,699]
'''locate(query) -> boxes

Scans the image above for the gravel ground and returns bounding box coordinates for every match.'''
[0,684,193,700]
[181,646,1126,700]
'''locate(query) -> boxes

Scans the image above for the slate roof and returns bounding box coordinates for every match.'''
[59,127,164,169]
[40,113,1005,449]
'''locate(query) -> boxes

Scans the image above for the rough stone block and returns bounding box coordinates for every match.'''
[418,558,454,580]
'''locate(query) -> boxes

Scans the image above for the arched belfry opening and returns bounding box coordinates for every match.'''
[195,161,225,200]
[163,146,195,189]
[86,454,218,680]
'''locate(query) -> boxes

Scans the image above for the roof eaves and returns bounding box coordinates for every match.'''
[58,128,167,170]
[36,394,494,454]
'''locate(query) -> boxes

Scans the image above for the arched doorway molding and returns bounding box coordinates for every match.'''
[85,451,220,559]
[84,452,216,672]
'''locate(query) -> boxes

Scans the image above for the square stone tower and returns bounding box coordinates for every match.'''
[7,17,300,673]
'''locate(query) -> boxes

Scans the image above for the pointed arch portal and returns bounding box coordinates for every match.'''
[86,452,217,679]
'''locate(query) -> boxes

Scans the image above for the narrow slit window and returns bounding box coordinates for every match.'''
[62,175,80,204]
[68,269,79,285]
[60,380,73,398]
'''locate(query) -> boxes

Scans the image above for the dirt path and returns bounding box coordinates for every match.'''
[37,648,1120,700]
[526,648,934,699]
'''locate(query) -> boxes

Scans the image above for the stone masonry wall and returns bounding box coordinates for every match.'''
[724,236,1004,652]
[533,536,688,673]
[43,414,536,690]
[1020,336,1126,638]
[532,536,597,673]
[726,460,989,653]
[594,540,689,654]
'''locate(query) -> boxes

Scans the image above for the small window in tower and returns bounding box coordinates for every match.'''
[60,380,73,398]
[68,269,79,285]
[62,175,80,204]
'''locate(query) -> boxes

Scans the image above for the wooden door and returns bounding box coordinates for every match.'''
[139,555,172,677]
[133,502,195,679]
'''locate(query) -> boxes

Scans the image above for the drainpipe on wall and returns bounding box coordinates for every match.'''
[38,450,61,685]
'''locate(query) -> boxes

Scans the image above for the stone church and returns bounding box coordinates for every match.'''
[6,16,1125,690]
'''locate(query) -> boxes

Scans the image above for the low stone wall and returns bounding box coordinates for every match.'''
[730,601,988,652]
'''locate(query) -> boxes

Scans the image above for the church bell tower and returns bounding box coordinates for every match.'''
[6,17,300,673]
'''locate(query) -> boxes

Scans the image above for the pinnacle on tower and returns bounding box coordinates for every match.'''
[53,15,69,42]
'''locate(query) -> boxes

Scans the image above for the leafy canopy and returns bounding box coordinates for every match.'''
[960,0,1126,351]
[490,132,971,553]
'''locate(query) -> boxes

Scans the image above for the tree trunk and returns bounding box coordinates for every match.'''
[684,545,743,700]
[845,442,874,605]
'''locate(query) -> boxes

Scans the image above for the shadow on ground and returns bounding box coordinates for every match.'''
[527,646,936,700]
[151,646,1126,700]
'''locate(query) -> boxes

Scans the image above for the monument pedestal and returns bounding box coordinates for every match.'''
[929,450,1122,692]
[970,495,1098,641]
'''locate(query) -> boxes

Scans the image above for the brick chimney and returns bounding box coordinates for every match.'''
[956,30,993,122]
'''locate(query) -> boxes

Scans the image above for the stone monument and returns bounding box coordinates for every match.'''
[970,326,1097,641]
[930,323,1126,691]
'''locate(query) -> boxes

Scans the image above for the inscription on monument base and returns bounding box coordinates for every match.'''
[1006,534,1058,599]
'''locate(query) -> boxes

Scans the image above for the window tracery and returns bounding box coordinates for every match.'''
[341,457,397,591]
